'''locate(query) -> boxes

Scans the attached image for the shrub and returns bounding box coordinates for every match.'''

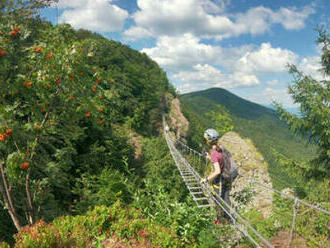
[14,202,181,248]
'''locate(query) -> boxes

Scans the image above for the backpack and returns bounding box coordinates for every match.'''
[220,146,238,182]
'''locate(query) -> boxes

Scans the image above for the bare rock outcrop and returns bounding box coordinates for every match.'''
[220,131,273,218]
[168,97,189,140]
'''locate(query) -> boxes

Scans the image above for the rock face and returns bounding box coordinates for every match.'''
[168,97,189,140]
[129,131,143,160]
[219,131,273,218]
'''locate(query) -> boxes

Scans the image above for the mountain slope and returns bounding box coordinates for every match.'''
[180,88,316,191]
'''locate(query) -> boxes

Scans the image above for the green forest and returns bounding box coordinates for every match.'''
[0,1,210,247]
[180,88,317,191]
[1,1,329,248]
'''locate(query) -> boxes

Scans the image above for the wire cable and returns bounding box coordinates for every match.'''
[173,134,330,216]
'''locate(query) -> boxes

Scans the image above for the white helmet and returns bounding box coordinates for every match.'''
[203,129,219,144]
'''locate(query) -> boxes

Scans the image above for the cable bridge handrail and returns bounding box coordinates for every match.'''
[170,131,330,216]
[162,116,274,248]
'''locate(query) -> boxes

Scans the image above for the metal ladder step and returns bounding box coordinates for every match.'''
[184,178,197,181]
[185,179,198,183]
[188,186,202,190]
[193,197,208,201]
[197,204,212,208]
[183,176,196,179]
[185,181,198,184]
[191,191,204,195]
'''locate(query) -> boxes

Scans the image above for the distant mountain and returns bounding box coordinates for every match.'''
[180,88,316,190]
[262,104,300,115]
[181,88,276,119]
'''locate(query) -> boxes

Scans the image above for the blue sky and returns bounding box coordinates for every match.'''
[42,0,330,108]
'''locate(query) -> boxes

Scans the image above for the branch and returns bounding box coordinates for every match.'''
[25,85,61,225]
[0,155,21,231]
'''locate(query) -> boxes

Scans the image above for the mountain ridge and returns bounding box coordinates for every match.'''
[179,87,316,190]
[181,87,276,120]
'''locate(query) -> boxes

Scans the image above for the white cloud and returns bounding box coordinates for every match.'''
[234,43,297,74]
[125,0,314,40]
[173,64,260,94]
[174,64,226,93]
[246,87,296,108]
[174,64,227,92]
[229,72,260,86]
[141,33,222,71]
[123,26,153,41]
[298,56,330,81]
[271,6,315,30]
[56,0,129,32]
[142,32,298,92]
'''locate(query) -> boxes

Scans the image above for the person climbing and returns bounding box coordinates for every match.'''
[201,128,237,220]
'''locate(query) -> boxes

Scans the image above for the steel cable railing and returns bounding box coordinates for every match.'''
[171,130,330,216]
[162,120,330,248]
[163,115,274,248]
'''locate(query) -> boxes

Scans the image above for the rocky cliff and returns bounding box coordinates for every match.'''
[167,95,189,140]
[220,131,273,217]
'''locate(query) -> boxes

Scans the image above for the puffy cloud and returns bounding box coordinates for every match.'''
[141,33,222,71]
[142,33,297,91]
[123,26,153,41]
[246,87,296,108]
[298,56,330,81]
[172,63,260,94]
[56,0,129,32]
[229,72,260,86]
[234,43,297,74]
[271,5,315,30]
[125,0,314,40]
[174,64,227,93]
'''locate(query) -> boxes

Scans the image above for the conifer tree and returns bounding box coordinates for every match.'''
[275,29,330,180]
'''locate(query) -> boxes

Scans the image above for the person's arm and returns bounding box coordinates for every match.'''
[201,162,221,183]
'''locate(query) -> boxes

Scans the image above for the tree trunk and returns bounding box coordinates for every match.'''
[0,162,21,231]
[25,171,34,225]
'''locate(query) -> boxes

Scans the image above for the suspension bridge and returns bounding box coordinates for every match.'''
[162,115,330,248]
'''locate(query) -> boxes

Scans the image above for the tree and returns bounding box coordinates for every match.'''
[275,29,330,183]
[0,3,109,230]
[206,104,234,137]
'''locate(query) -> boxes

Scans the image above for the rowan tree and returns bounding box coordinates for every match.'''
[0,1,109,230]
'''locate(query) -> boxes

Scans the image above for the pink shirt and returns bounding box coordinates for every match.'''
[210,149,224,169]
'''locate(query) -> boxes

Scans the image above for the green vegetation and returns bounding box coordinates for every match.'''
[180,90,317,191]
[180,30,330,248]
[13,203,180,248]
[274,29,330,202]
[0,1,225,247]
[1,1,328,247]
[205,105,234,137]
[0,0,173,244]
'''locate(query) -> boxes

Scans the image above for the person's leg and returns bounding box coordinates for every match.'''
[213,175,220,196]
[220,178,232,220]
[222,180,231,206]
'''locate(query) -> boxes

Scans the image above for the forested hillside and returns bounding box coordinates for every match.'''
[1,1,329,248]
[0,2,231,247]
[180,88,317,191]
